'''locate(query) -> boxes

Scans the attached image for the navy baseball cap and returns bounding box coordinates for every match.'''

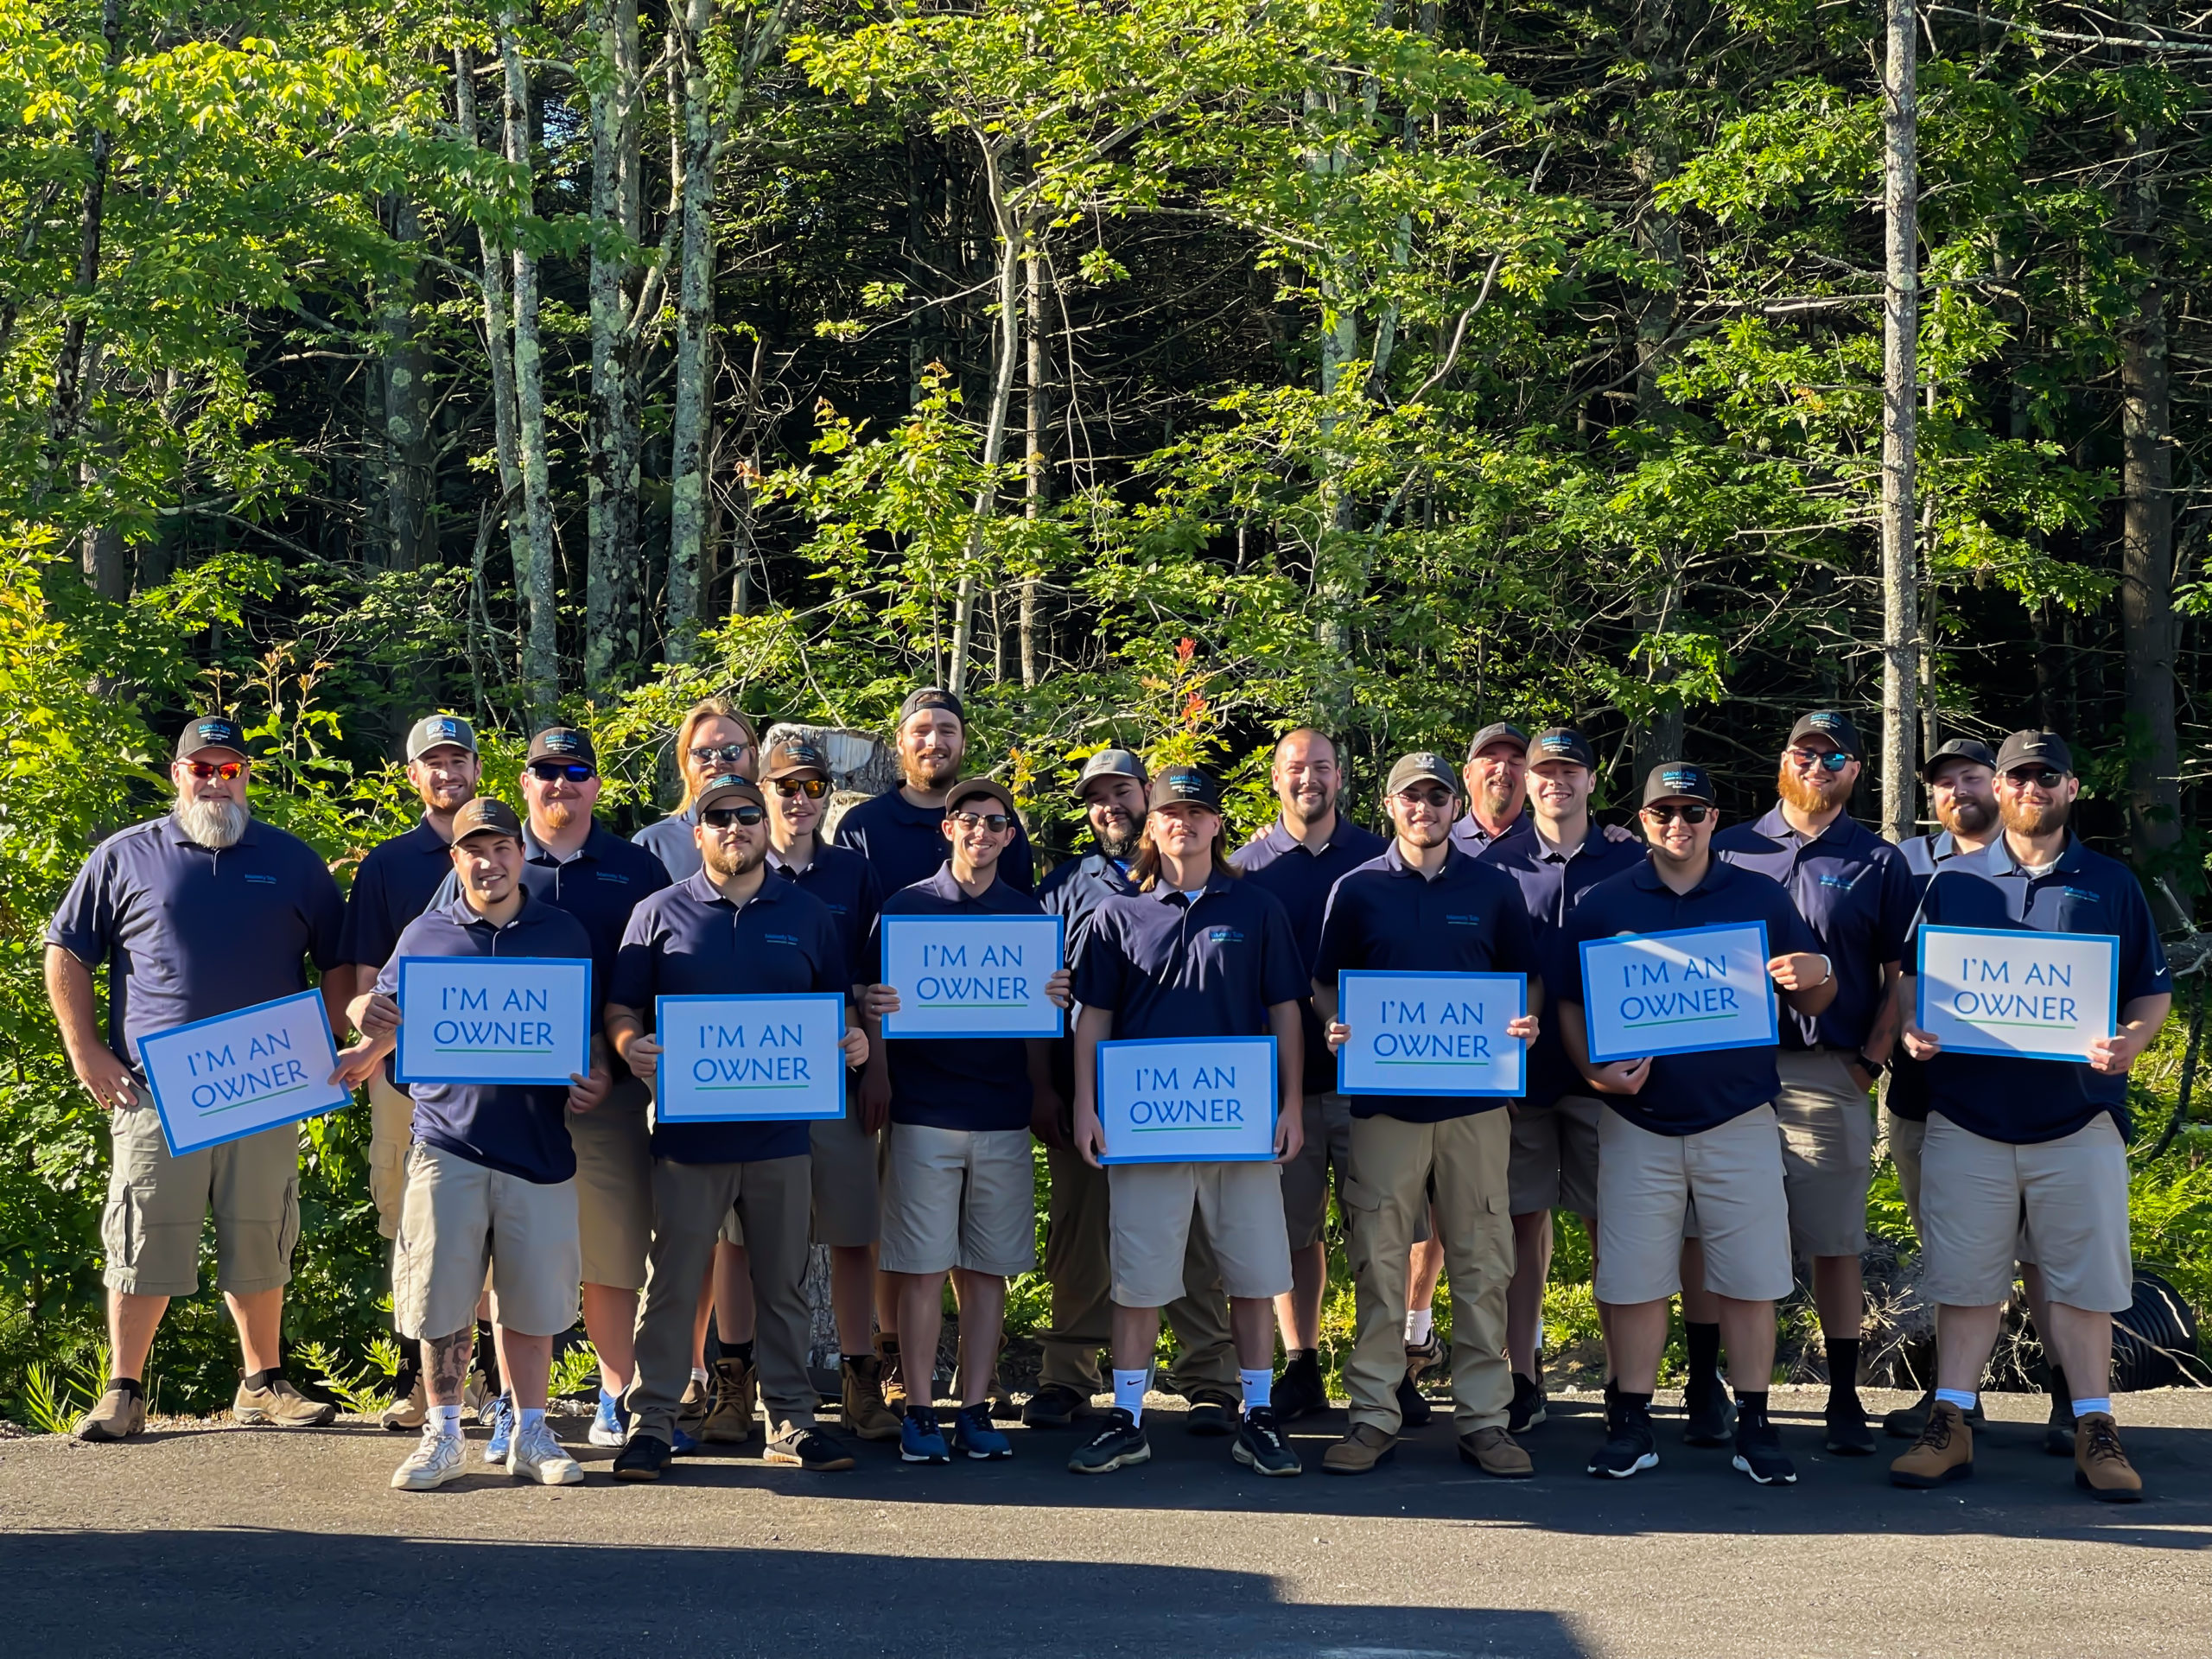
[1148,766,1224,812]
[696,773,766,813]
[1642,761,1716,806]
[1529,728,1596,769]
[1465,721,1530,760]
[1788,709,1863,760]
[1919,736,1998,782]
[1994,730,2073,776]
[175,715,249,761]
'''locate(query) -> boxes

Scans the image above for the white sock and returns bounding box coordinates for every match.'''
[690,1366,709,1386]
[429,1404,462,1437]
[519,1407,547,1433]
[2071,1395,2112,1420]
[1240,1368,1273,1410]
[1112,1369,1147,1424]
[1405,1307,1433,1346]
[1935,1388,1977,1412]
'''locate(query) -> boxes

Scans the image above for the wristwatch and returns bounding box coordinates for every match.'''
[1854,1052,1888,1079]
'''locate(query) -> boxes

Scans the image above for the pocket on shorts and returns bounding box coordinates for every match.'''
[276,1174,301,1265]
[1337,1175,1382,1216]
[100,1183,144,1274]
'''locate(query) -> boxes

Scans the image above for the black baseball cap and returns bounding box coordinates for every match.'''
[1788,709,1863,760]
[526,726,598,771]
[1642,761,1716,806]
[1919,736,1998,782]
[1465,721,1529,760]
[1994,730,2073,776]
[1148,766,1224,812]
[449,798,524,843]
[175,714,249,761]
[946,778,1019,818]
[898,687,965,728]
[1529,728,1596,769]
[1385,753,1461,795]
[1076,748,1148,797]
[696,773,766,814]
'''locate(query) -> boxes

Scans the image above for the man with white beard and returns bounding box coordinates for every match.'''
[48,715,347,1441]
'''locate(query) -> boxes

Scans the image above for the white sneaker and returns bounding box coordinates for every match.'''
[391,1430,467,1491]
[507,1417,584,1486]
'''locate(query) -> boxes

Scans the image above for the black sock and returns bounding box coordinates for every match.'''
[1286,1347,1318,1373]
[1686,1321,1722,1387]
[1826,1337,1863,1405]
[2048,1364,2070,1402]
[733,1340,756,1365]
[243,1367,282,1392]
[107,1376,144,1400]
[1737,1389,1770,1426]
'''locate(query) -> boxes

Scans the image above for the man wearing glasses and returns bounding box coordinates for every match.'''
[1558,762,1835,1486]
[50,715,347,1441]
[634,699,759,880]
[1452,723,1536,855]
[1890,732,2170,1503]
[605,775,869,1478]
[1710,711,1916,1457]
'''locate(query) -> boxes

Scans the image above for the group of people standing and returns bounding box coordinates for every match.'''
[43,691,2166,1504]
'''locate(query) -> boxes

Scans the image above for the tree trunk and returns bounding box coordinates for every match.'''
[500,9,560,716]
[455,48,521,514]
[585,0,643,691]
[946,143,1025,698]
[664,0,716,664]
[46,0,122,504]
[1877,0,1921,843]
[378,195,434,575]
[1019,242,1046,689]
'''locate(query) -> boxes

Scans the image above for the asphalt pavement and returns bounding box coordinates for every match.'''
[3,1384,2209,1658]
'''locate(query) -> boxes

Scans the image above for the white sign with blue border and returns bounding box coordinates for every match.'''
[1916,925,2118,1064]
[1578,922,1777,1063]
[879,913,1065,1039]
[1097,1036,1277,1165]
[1336,970,1527,1097]
[652,993,847,1121]
[137,990,351,1156]
[394,957,593,1086]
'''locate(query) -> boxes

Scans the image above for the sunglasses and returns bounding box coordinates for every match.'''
[948,810,1014,833]
[701,804,766,829]
[2003,766,2068,790]
[183,760,245,782]
[1394,787,1457,810]
[688,742,753,767]
[528,761,595,784]
[772,777,829,799]
[1642,804,1711,824]
[1789,748,1853,773]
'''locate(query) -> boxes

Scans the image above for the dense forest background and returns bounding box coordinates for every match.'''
[4,0,2212,1416]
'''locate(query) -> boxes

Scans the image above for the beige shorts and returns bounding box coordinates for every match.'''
[719,1108,882,1249]
[1596,1104,1792,1305]
[877,1123,1036,1277]
[1883,1104,1927,1227]
[1773,1050,1873,1257]
[1508,1094,1603,1217]
[100,1100,298,1299]
[1108,1159,1293,1308]
[1281,1091,1353,1249]
[365,1068,416,1241]
[569,1077,652,1289]
[1920,1113,2132,1313]
[392,1141,582,1339]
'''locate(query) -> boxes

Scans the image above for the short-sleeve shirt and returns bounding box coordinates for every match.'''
[1038,846,1143,1099]
[1909,836,2171,1144]
[1451,809,1535,858]
[633,809,702,881]
[1560,856,1823,1135]
[872,863,1040,1132]
[338,816,457,1084]
[608,871,850,1164]
[1231,815,1389,1094]
[1072,871,1306,1043]
[832,785,1035,896]
[47,814,345,1067]
[769,841,882,988]
[1714,807,1916,1051]
[374,893,588,1185]
[1885,831,1998,1122]
[1478,823,1649,1109]
[1313,842,1545,1122]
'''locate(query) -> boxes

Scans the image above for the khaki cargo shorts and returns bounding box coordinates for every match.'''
[100,1099,299,1299]
[392,1141,582,1339]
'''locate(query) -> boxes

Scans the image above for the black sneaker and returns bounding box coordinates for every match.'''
[612,1433,673,1482]
[1068,1408,1150,1474]
[2044,1393,2079,1459]
[1021,1383,1086,1429]
[1732,1412,1797,1486]
[1885,1387,1986,1439]
[1273,1353,1327,1423]
[1586,1397,1658,1479]
[1682,1377,1735,1447]
[1823,1397,1876,1456]
[1184,1394,1237,1437]
[1233,1406,1302,1478]
[1394,1369,1433,1429]
[1508,1371,1548,1433]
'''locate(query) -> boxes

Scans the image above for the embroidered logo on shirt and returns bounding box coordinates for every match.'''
[1206,928,1244,944]
[1444,913,1484,927]
[1815,871,1864,892]
[597,872,629,884]
[243,873,276,885]
[2059,886,2101,903]
[763,932,799,946]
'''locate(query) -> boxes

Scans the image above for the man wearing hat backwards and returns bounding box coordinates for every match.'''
[1558,761,1836,1486]
[335,798,607,1490]
[1709,710,1916,1456]
[1067,766,1309,1478]
[1312,753,1547,1478]
[605,774,871,1478]
[1027,750,1240,1432]
[51,715,347,1441]
[1890,732,2171,1503]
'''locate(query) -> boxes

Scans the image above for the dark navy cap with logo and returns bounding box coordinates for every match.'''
[1642,761,1715,806]
[696,773,765,813]
[1149,766,1224,812]
[898,686,965,728]
[1465,721,1530,760]
[1788,709,1862,759]
[1529,728,1596,769]
[1994,729,2073,776]
[1919,735,1998,781]
[526,726,598,771]
[175,714,249,761]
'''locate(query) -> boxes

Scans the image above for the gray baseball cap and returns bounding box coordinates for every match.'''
[406,714,479,760]
[1076,748,1148,796]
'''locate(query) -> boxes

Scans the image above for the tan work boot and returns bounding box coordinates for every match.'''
[677,1375,712,1440]
[2074,1413,2143,1503]
[1889,1399,1973,1487]
[1458,1425,1534,1479]
[876,1333,908,1418]
[378,1376,427,1433]
[701,1354,759,1444]
[842,1353,903,1442]
[233,1376,338,1427]
[1321,1423,1398,1476]
[73,1385,146,1443]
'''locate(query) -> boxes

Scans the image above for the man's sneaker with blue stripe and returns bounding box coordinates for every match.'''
[588,1388,627,1448]
[901,1404,952,1464]
[480,1394,515,1465]
[951,1403,1013,1460]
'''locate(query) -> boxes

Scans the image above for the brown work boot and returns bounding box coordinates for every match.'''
[378,1375,427,1433]
[1458,1425,1535,1479]
[842,1353,903,1443]
[1321,1423,1398,1476]
[2074,1413,2143,1503]
[677,1375,711,1440]
[876,1333,908,1418]
[73,1384,146,1443]
[232,1375,338,1427]
[702,1355,759,1444]
[1889,1400,1973,1488]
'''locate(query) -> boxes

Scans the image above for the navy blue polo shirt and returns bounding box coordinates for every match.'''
[339,815,458,1084]
[1560,856,1822,1135]
[1313,842,1545,1122]
[1072,871,1306,1043]
[374,893,588,1185]
[1885,832,1995,1122]
[832,785,1035,896]
[1715,806,1916,1052]
[770,840,882,989]
[1232,815,1389,1094]
[608,871,850,1164]
[1910,836,2171,1144]
[633,808,702,880]
[872,863,1039,1132]
[1039,847,1143,1098]
[1479,823,1649,1109]
[48,814,345,1067]
[1451,808,1535,857]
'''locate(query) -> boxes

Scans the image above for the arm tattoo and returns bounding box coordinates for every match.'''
[426,1327,474,1401]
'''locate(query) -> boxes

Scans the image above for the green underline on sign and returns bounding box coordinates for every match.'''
[696,1084,804,1091]
[1622,1013,1737,1029]
[201,1082,313,1116]
[1374,1059,1492,1067]
[1964,1017,2075,1029]
[434,1046,549,1054]
[918,1001,1025,1009]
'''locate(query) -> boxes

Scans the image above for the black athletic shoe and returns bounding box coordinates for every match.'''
[1885,1387,1986,1439]
[1682,1377,1735,1447]
[1823,1397,1876,1456]
[1508,1371,1548,1433]
[1586,1398,1658,1479]
[2044,1394,2079,1459]
[1021,1383,1085,1429]
[1068,1408,1150,1475]
[1233,1406,1302,1478]
[1273,1353,1327,1424]
[1394,1369,1433,1429]
[612,1433,673,1482]
[1184,1394,1237,1437]
[1732,1414,1797,1486]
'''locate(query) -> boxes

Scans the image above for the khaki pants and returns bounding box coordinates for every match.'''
[628,1154,814,1442]
[366,1068,416,1242]
[1343,1109,1515,1436]
[1035,1145,1236,1398]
